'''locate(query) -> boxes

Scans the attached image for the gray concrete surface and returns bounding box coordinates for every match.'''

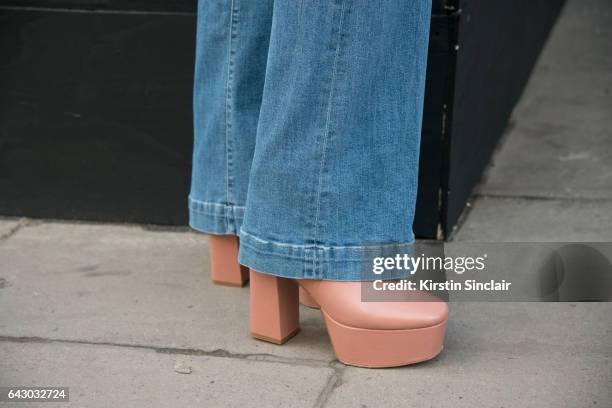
[0,220,610,407]
[0,341,334,408]
[1,0,611,407]
[0,221,332,362]
[454,197,612,242]
[478,0,612,200]
[327,337,610,408]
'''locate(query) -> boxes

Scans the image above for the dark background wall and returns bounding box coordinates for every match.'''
[443,0,566,238]
[0,2,196,224]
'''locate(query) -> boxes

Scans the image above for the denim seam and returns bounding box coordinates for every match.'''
[240,229,415,252]
[313,0,348,278]
[241,243,376,262]
[238,229,417,281]
[189,206,246,219]
[189,196,245,210]
[224,0,239,207]
[191,211,244,222]
[189,197,244,235]
[239,241,413,262]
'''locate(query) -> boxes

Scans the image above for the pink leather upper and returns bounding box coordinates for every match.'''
[298,280,448,330]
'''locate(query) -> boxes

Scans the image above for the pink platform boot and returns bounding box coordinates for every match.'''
[249,269,448,368]
[208,235,249,287]
[207,236,313,307]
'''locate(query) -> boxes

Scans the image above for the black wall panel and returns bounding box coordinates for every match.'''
[444,0,566,238]
[413,9,459,239]
[0,1,195,12]
[0,8,195,224]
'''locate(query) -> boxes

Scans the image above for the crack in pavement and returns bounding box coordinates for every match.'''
[0,218,32,243]
[0,335,337,369]
[312,363,346,408]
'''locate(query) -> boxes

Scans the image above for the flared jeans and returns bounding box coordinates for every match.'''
[189,0,432,281]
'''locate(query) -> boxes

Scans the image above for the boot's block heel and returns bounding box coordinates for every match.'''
[250,270,300,344]
[209,235,249,287]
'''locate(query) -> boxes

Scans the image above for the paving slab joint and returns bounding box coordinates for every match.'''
[0,335,334,369]
[312,362,346,408]
[0,217,35,243]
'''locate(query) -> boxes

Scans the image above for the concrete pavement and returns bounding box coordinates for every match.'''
[1,220,610,407]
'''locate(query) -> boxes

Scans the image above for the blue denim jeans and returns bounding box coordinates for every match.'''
[190,0,432,281]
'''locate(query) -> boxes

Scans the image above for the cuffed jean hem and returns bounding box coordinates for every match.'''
[188,196,245,235]
[237,229,416,281]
